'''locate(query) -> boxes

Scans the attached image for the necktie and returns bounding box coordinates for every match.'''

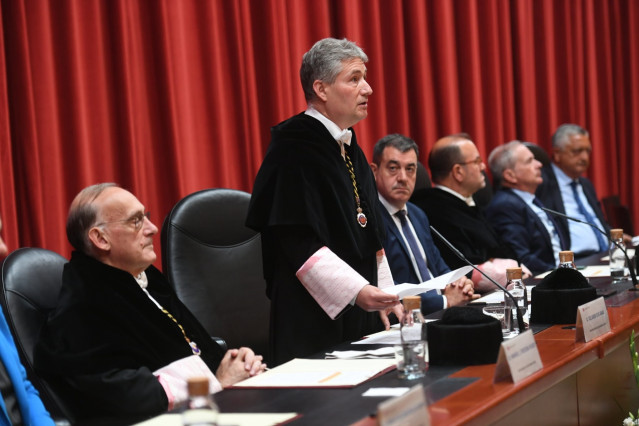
[533,197,569,249]
[570,181,608,252]
[396,210,431,281]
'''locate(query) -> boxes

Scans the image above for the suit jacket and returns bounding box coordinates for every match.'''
[0,308,53,426]
[380,201,450,314]
[484,189,557,274]
[411,187,519,269]
[536,164,608,254]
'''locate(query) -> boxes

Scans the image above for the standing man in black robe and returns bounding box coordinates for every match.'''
[246,38,402,366]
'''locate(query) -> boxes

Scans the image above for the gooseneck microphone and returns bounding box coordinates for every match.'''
[429,225,527,333]
[541,206,638,287]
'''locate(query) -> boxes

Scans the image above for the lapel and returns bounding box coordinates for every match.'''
[508,189,554,249]
[380,202,411,260]
[405,204,428,251]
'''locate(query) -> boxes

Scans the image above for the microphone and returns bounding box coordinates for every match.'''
[541,207,638,286]
[429,226,526,333]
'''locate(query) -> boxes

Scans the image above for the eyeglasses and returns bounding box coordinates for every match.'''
[565,147,592,156]
[96,211,151,231]
[457,157,483,167]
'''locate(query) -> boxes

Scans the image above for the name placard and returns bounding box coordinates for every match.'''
[493,329,543,384]
[575,297,610,343]
[377,383,430,426]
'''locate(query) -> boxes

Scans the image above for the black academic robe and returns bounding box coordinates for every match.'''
[34,251,225,425]
[410,187,519,269]
[246,112,386,366]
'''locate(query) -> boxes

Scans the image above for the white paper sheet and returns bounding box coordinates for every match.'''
[325,347,396,359]
[470,286,535,304]
[382,265,474,298]
[232,358,396,388]
[135,412,299,426]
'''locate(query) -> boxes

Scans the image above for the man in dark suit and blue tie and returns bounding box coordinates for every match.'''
[370,134,476,314]
[485,141,570,274]
[535,124,614,257]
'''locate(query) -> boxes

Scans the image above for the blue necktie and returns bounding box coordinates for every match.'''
[532,197,569,250]
[570,181,608,252]
[396,210,431,281]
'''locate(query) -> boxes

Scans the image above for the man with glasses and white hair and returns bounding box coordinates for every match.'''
[411,134,529,292]
[536,123,613,257]
[35,183,266,424]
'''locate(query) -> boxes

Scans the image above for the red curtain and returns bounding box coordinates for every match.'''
[1,0,638,266]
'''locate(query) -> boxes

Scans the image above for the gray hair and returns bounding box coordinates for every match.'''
[488,140,524,180]
[552,123,589,149]
[372,133,419,165]
[67,183,118,253]
[300,38,368,103]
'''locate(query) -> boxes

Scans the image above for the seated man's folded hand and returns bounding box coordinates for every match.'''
[216,347,267,388]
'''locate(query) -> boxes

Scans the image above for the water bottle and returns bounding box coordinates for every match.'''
[558,250,577,270]
[182,377,219,426]
[609,228,626,281]
[504,267,527,335]
[399,296,427,379]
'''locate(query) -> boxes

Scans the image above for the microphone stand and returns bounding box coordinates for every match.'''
[429,226,526,333]
[541,207,638,287]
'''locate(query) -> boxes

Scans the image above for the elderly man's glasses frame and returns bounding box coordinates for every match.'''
[95,211,151,231]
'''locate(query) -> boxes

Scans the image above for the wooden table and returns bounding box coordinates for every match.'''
[215,264,639,425]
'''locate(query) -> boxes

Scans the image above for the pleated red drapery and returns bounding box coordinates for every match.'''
[0,0,638,266]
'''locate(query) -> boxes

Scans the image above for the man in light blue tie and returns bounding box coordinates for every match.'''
[535,124,613,257]
[370,134,476,314]
[485,141,570,274]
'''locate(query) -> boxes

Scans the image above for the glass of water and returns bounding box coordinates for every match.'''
[483,305,515,339]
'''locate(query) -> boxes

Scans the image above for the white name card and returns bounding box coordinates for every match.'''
[493,329,543,384]
[377,383,430,426]
[575,297,611,343]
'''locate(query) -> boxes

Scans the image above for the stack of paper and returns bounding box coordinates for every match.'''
[232,358,396,388]
[325,347,395,359]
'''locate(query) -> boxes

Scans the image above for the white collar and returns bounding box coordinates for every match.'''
[134,271,148,289]
[378,192,404,216]
[305,106,352,145]
[434,184,475,206]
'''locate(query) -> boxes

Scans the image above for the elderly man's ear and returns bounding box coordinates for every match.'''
[88,227,110,252]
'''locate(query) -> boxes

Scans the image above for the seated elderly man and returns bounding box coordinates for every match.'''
[35,183,266,424]
[485,142,570,274]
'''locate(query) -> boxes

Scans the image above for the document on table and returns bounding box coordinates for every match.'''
[232,358,396,388]
[325,347,395,359]
[135,412,299,426]
[535,265,610,279]
[382,265,474,299]
[353,321,437,345]
[470,286,535,304]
